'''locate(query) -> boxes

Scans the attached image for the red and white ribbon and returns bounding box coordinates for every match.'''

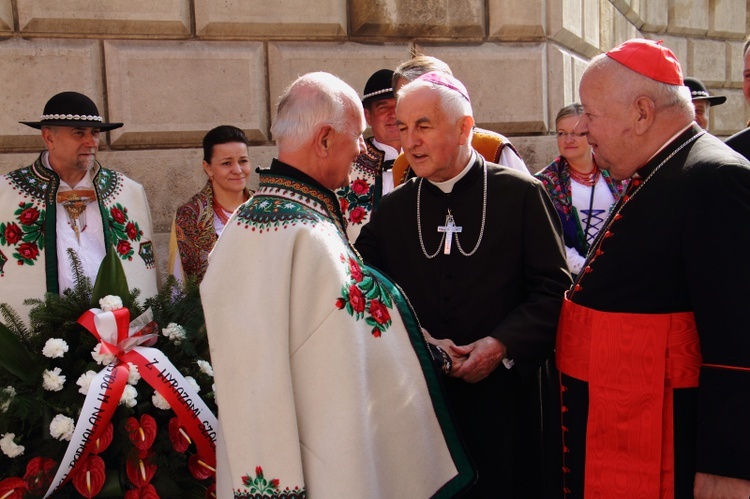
[43,307,217,497]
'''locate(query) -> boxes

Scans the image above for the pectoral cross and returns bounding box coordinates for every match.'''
[437,211,462,255]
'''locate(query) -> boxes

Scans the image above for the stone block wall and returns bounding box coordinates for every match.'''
[0,0,747,280]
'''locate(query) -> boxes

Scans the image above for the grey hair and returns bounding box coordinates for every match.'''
[392,55,453,89]
[586,54,693,117]
[397,78,473,124]
[271,71,364,151]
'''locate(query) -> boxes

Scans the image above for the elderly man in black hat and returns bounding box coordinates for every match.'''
[336,69,402,242]
[0,91,159,319]
[684,76,727,130]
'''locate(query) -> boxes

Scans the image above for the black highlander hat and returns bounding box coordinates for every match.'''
[20,91,124,131]
[684,77,726,106]
[362,69,395,105]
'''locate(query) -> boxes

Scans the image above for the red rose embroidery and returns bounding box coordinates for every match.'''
[116,240,132,256]
[339,198,349,213]
[347,284,366,314]
[349,207,367,224]
[348,258,363,283]
[18,207,40,226]
[110,207,126,224]
[351,179,370,195]
[17,242,39,261]
[335,298,346,309]
[4,223,22,245]
[368,300,390,325]
[125,222,138,240]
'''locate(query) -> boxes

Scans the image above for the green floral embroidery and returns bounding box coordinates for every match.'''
[0,202,46,270]
[335,254,393,337]
[236,198,320,232]
[235,466,305,498]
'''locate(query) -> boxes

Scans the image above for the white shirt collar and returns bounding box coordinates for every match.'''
[371,138,400,161]
[429,151,477,194]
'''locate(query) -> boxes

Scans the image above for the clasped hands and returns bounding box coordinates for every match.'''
[424,329,507,383]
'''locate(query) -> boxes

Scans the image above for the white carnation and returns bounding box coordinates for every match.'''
[42,338,69,359]
[127,363,141,385]
[197,360,214,377]
[152,391,171,410]
[161,323,186,344]
[49,414,75,441]
[76,371,98,395]
[0,433,24,458]
[91,343,116,366]
[1,386,16,413]
[185,376,200,393]
[99,295,123,312]
[119,385,138,408]
[42,367,66,392]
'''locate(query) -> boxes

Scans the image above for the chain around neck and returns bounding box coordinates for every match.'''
[416,162,488,259]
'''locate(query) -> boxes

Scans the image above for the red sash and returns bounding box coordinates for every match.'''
[556,297,702,498]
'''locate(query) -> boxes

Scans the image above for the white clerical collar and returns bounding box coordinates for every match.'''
[429,151,477,194]
[371,138,400,161]
[41,151,96,190]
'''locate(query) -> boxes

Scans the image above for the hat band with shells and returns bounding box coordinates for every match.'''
[40,114,104,122]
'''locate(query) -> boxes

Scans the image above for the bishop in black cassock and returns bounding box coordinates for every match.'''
[356,71,571,498]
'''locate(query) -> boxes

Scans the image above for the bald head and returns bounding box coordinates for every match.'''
[271,72,366,190]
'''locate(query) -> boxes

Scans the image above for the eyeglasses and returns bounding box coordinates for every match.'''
[556,131,587,139]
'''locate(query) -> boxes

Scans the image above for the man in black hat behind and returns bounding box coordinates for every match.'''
[684,76,727,131]
[336,69,402,242]
[0,91,159,319]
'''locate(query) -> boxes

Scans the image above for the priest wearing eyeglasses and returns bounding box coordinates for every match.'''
[355,72,572,498]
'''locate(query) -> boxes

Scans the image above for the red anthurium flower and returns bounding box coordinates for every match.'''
[92,422,114,454]
[188,454,216,480]
[205,482,217,498]
[71,455,106,498]
[168,417,191,453]
[23,456,57,495]
[125,414,157,450]
[126,448,157,488]
[124,483,159,499]
[0,477,28,499]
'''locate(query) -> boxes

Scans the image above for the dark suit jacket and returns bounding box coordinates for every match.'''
[725,126,750,160]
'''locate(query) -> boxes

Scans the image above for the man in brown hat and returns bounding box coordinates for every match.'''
[0,91,159,319]
[683,76,726,130]
[556,39,750,498]
[336,69,402,242]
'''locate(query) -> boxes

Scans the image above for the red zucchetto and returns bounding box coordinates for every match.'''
[606,38,683,86]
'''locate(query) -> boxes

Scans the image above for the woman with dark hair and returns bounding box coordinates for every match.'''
[535,103,626,276]
[168,125,253,283]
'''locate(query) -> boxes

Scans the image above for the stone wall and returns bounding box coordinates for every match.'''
[0,0,747,279]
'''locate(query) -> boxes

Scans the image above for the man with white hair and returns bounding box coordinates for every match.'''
[556,39,750,498]
[201,72,474,498]
[356,71,571,497]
